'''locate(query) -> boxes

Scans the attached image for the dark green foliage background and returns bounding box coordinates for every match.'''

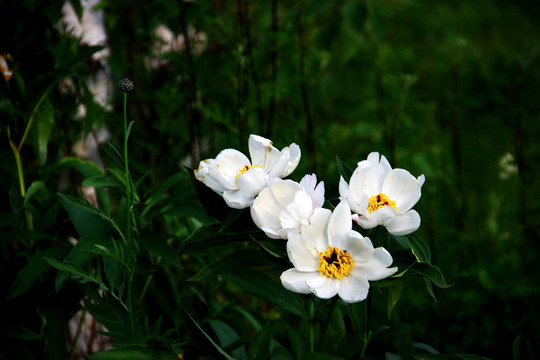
[1,0,540,359]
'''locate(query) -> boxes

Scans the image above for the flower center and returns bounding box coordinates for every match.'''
[367,193,397,213]
[317,246,354,280]
[235,164,263,178]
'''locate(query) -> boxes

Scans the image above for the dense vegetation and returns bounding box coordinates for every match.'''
[1,0,539,359]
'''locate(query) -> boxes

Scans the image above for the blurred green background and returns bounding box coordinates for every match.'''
[2,0,540,358]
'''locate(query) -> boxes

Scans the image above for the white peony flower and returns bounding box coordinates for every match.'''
[339,152,425,236]
[194,134,301,209]
[250,174,325,239]
[280,201,397,303]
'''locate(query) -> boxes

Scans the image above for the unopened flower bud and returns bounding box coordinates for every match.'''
[118,78,134,94]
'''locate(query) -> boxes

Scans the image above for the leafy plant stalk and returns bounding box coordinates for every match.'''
[7,87,51,230]
[122,90,136,341]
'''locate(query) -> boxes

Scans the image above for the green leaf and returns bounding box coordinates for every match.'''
[180,223,258,253]
[45,257,109,291]
[126,120,134,141]
[370,324,411,344]
[248,324,272,360]
[88,344,177,360]
[413,342,440,354]
[408,262,451,289]
[405,233,431,263]
[220,208,247,232]
[385,353,402,360]
[37,302,67,360]
[223,268,307,317]
[139,232,180,266]
[51,157,111,213]
[2,325,40,341]
[208,319,240,349]
[82,175,122,188]
[348,301,368,340]
[57,193,124,241]
[55,235,112,292]
[6,246,68,299]
[143,171,186,210]
[390,233,431,263]
[423,277,437,302]
[184,310,236,360]
[188,249,272,281]
[336,156,354,183]
[24,180,50,208]
[299,352,344,360]
[53,156,103,177]
[28,95,54,165]
[85,301,130,341]
[386,280,404,319]
[53,37,104,70]
[102,141,125,170]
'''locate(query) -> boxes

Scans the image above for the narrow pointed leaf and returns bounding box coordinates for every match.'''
[223,268,307,317]
[188,249,272,281]
[6,247,68,299]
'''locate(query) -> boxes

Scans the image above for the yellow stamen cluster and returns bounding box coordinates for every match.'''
[317,246,354,280]
[367,193,397,213]
[235,164,263,178]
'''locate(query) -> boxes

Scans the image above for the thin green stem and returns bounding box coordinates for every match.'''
[136,256,161,308]
[18,87,50,150]
[123,93,132,226]
[122,91,136,341]
[8,131,33,230]
[360,293,372,357]
[69,309,87,360]
[10,140,25,197]
[309,297,316,352]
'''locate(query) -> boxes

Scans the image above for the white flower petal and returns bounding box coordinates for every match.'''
[353,247,397,281]
[338,176,350,201]
[382,169,423,212]
[337,273,370,303]
[301,208,332,251]
[281,269,320,294]
[306,276,338,299]
[270,179,302,207]
[279,207,302,234]
[194,159,228,193]
[287,233,319,271]
[339,232,375,262]
[292,191,314,220]
[370,206,397,225]
[250,187,282,237]
[384,210,421,236]
[369,152,392,174]
[237,167,268,198]
[418,174,425,187]
[301,174,325,208]
[248,134,273,167]
[327,201,352,245]
[213,149,251,188]
[353,213,377,230]
[267,144,301,177]
[223,189,254,209]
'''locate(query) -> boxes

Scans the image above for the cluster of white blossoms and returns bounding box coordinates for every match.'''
[195,135,425,303]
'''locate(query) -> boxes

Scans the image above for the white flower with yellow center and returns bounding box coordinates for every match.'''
[280,201,397,303]
[250,174,325,239]
[194,134,301,209]
[339,152,425,236]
